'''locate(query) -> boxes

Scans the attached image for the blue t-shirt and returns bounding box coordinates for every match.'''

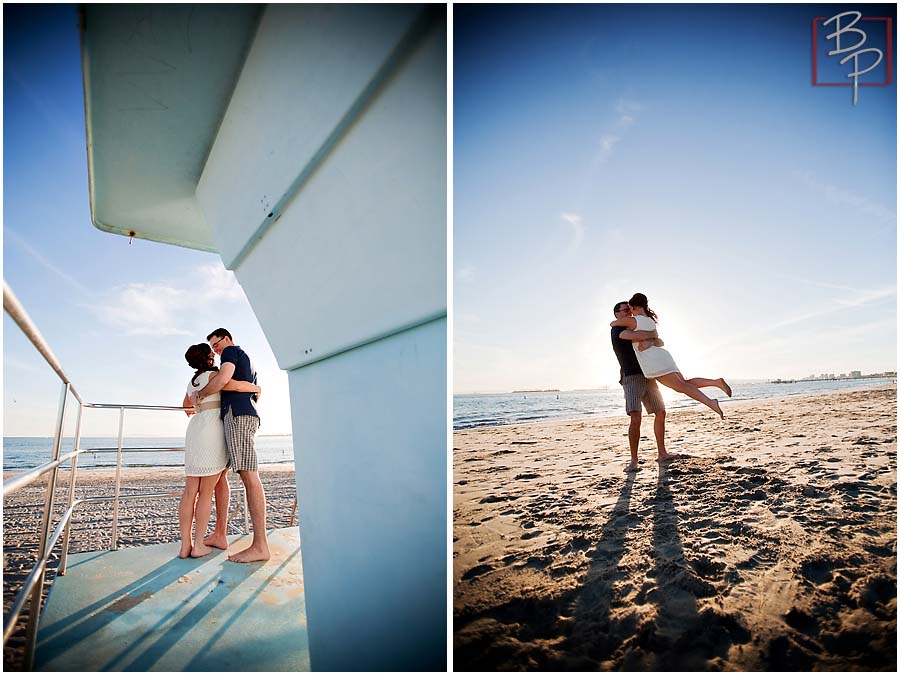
[219,345,259,420]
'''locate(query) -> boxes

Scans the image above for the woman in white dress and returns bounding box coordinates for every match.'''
[611,293,731,419]
[179,343,261,558]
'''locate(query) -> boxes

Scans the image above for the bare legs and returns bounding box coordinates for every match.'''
[654,410,681,462]
[657,372,725,418]
[626,412,641,471]
[178,477,200,558]
[626,409,673,471]
[178,474,220,558]
[192,469,271,562]
[227,471,271,563]
[204,469,230,549]
[685,377,732,398]
[190,475,219,557]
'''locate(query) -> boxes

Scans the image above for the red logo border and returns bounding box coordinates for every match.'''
[812,16,893,86]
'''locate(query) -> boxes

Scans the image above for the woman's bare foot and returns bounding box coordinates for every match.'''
[624,461,640,473]
[719,378,732,397]
[191,543,213,558]
[656,453,680,463]
[178,544,193,559]
[711,399,724,419]
[203,533,229,550]
[227,545,271,563]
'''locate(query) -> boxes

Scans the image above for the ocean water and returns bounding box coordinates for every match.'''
[3,435,295,472]
[453,378,895,430]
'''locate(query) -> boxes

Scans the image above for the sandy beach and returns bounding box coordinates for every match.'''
[454,385,897,670]
[2,465,298,671]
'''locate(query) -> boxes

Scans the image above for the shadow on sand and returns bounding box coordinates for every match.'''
[455,462,754,670]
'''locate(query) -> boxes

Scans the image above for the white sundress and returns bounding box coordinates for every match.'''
[632,314,680,378]
[184,371,228,477]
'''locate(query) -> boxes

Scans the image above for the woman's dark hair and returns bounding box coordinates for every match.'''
[628,293,658,322]
[185,343,218,387]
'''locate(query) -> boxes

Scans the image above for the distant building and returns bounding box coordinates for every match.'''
[850,370,862,378]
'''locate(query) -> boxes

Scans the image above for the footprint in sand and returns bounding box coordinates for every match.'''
[565,535,592,552]
[689,555,727,580]
[461,564,494,580]
[799,556,836,585]
[517,555,552,570]
[851,574,897,618]
[480,494,517,504]
[784,606,818,634]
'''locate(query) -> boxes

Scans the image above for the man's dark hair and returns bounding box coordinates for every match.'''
[206,328,233,342]
[613,301,628,316]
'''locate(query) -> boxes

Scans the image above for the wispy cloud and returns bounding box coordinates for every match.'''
[771,286,896,326]
[6,228,94,298]
[615,98,644,127]
[457,265,476,282]
[6,63,85,154]
[94,283,192,336]
[598,134,620,162]
[595,97,645,164]
[195,263,247,302]
[91,263,247,336]
[560,212,585,250]
[3,354,48,376]
[794,170,896,229]
[699,285,896,359]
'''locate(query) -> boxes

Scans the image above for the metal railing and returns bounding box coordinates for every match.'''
[2,281,298,669]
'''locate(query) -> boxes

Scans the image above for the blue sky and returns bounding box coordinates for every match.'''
[454,3,897,393]
[3,5,292,436]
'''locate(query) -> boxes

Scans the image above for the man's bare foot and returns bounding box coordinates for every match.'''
[719,378,732,397]
[178,544,193,559]
[656,453,680,463]
[624,462,641,473]
[227,546,271,563]
[711,399,724,419]
[203,533,229,550]
[191,543,213,558]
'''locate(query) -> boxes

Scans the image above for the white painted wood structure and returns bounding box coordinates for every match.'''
[81,5,446,670]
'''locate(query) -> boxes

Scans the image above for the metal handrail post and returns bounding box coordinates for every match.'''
[24,381,69,670]
[59,403,84,575]
[242,487,251,535]
[110,407,125,550]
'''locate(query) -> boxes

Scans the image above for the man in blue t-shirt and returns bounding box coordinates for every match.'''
[610,301,678,472]
[194,327,270,563]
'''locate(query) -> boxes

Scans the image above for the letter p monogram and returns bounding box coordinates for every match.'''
[823,11,886,105]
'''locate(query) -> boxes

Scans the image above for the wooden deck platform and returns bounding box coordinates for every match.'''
[35,527,310,671]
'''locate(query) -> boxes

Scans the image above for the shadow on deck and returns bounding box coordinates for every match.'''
[35,527,309,671]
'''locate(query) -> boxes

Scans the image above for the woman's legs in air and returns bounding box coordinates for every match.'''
[656,372,724,418]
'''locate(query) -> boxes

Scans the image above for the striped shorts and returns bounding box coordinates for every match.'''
[224,409,260,473]
[622,374,665,415]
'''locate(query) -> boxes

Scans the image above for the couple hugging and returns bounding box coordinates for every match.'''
[610,293,732,473]
[178,328,270,563]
